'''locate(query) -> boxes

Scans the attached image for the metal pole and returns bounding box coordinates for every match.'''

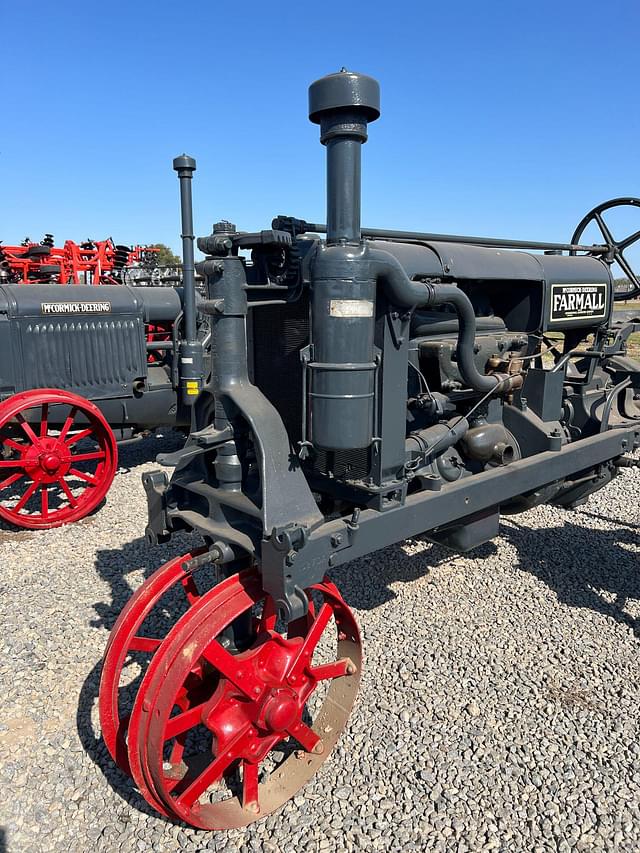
[286,220,606,255]
[172,154,203,410]
[173,155,197,340]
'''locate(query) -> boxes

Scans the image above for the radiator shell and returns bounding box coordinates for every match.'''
[0,284,147,400]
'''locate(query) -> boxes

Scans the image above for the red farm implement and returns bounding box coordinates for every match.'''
[0,236,158,285]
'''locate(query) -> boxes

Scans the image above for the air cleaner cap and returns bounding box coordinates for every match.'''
[173,154,196,173]
[309,68,380,124]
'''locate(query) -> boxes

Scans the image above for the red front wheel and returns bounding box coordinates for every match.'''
[0,389,118,529]
[126,569,362,829]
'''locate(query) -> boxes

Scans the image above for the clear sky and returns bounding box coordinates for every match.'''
[2,0,638,257]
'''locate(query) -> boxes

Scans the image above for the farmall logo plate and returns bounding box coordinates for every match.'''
[549,283,608,323]
[40,301,112,315]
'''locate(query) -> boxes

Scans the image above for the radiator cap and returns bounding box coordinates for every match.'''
[309,69,380,124]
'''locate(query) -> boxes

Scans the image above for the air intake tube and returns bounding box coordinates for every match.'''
[368,249,503,394]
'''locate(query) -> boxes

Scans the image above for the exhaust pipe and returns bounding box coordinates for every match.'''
[173,154,203,408]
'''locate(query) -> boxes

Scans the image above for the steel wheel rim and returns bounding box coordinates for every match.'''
[128,570,361,829]
[571,197,640,300]
[0,389,117,529]
[98,548,207,775]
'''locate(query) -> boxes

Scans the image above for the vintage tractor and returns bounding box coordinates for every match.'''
[0,159,207,529]
[98,70,640,829]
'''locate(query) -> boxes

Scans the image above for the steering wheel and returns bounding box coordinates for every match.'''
[571,198,640,301]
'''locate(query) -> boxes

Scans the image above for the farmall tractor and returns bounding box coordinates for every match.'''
[95,70,640,829]
[0,160,207,529]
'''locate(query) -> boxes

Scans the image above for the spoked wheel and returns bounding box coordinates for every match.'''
[127,569,361,829]
[571,198,640,301]
[99,548,208,775]
[0,389,118,529]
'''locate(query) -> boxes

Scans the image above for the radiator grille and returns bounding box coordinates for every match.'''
[252,295,309,440]
[21,318,145,396]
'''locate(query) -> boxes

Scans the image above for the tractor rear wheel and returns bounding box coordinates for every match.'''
[0,389,118,529]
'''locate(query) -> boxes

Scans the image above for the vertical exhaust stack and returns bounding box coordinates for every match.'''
[306,70,381,450]
[172,154,203,409]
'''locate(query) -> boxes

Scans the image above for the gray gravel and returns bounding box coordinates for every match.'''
[0,432,638,853]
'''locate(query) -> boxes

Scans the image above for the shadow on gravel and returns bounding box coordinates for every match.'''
[77,659,173,822]
[328,539,497,612]
[575,507,639,531]
[502,519,640,638]
[91,533,200,633]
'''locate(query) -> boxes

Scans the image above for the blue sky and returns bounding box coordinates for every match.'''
[2,1,638,256]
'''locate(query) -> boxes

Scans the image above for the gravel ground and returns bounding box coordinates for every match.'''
[0,432,639,853]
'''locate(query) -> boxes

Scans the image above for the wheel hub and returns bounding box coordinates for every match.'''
[23,437,71,482]
[40,450,63,474]
[259,688,299,732]
[203,635,312,752]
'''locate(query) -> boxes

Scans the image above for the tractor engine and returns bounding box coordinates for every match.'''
[144,69,639,590]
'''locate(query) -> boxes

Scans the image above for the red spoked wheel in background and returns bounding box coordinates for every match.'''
[0,389,118,529]
[126,569,361,829]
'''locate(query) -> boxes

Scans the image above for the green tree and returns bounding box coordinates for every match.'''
[149,243,181,266]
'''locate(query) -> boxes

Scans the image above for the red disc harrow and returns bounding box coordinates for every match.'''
[0,389,117,529]
[100,563,361,829]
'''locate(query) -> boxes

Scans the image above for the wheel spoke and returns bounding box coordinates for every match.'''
[41,486,49,518]
[175,730,247,807]
[0,459,29,468]
[309,658,352,681]
[165,702,207,739]
[615,251,640,287]
[201,640,260,697]
[2,437,26,453]
[69,468,98,485]
[618,227,640,251]
[258,596,277,633]
[69,450,106,463]
[0,471,24,490]
[57,477,78,507]
[181,575,201,607]
[66,428,94,446]
[58,407,78,441]
[128,636,162,653]
[242,760,259,812]
[40,403,49,438]
[14,480,39,512]
[16,414,39,446]
[595,211,616,246]
[287,719,321,753]
[289,602,333,675]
